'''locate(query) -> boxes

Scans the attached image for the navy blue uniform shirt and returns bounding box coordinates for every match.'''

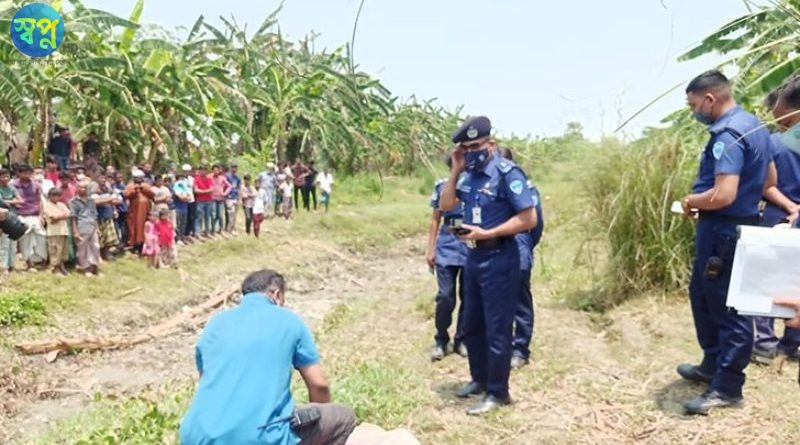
[691,106,770,218]
[454,153,536,230]
[430,179,468,267]
[515,182,544,270]
[764,133,800,224]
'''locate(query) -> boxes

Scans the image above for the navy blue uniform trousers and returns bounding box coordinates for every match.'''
[463,240,520,399]
[689,218,754,397]
[434,265,466,347]
[512,268,533,359]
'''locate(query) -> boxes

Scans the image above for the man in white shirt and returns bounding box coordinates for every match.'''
[316,170,334,213]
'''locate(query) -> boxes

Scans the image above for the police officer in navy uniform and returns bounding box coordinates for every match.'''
[426,155,469,361]
[440,116,538,415]
[498,147,544,369]
[753,78,800,364]
[678,70,770,415]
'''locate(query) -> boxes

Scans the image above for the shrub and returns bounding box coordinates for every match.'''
[579,128,704,309]
[0,292,46,326]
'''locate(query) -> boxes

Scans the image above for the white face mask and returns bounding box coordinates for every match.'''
[781,122,800,154]
[33,174,44,182]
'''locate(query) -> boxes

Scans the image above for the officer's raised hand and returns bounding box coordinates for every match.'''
[450,146,466,174]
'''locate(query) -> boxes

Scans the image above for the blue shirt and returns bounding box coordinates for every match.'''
[179,294,320,445]
[260,172,276,192]
[691,106,770,218]
[455,153,535,229]
[112,183,127,214]
[430,179,468,267]
[515,183,544,270]
[227,174,241,200]
[173,180,190,212]
[763,133,800,225]
[96,203,113,220]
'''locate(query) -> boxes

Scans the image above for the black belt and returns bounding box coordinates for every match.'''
[443,217,461,226]
[469,236,512,249]
[698,212,759,226]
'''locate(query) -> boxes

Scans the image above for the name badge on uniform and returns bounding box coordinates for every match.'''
[472,206,482,225]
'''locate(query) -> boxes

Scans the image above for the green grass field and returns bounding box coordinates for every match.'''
[3,154,800,445]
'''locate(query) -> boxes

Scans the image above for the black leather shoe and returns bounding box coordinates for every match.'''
[454,343,468,358]
[676,363,712,384]
[456,381,485,398]
[431,345,446,361]
[684,390,743,415]
[510,356,529,370]
[466,395,511,415]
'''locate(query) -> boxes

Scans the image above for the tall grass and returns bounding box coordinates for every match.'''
[579,128,703,310]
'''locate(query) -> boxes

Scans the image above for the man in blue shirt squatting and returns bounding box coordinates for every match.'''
[497,147,544,370]
[752,77,800,366]
[179,269,356,445]
[439,116,539,415]
[426,155,469,361]
[678,70,770,415]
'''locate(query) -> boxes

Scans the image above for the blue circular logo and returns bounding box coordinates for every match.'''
[10,3,65,58]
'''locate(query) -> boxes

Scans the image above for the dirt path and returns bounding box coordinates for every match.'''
[4,229,800,444]
[1,236,425,444]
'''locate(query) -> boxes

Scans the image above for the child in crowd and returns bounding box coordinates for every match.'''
[142,210,160,268]
[252,178,266,237]
[155,208,177,268]
[43,188,71,275]
[240,175,256,235]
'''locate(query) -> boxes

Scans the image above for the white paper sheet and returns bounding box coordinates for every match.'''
[727,226,800,318]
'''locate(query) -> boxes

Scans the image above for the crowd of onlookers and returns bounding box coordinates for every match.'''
[0,154,334,278]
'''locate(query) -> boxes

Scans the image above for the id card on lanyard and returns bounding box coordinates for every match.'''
[472,206,482,225]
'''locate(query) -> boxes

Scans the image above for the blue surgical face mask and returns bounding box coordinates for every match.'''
[692,97,715,126]
[781,122,800,154]
[693,111,715,126]
[464,148,489,172]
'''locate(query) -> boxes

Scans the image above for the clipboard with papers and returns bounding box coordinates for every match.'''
[726,225,800,318]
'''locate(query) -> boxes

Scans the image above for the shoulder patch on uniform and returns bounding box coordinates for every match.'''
[509,179,524,195]
[712,141,725,160]
[430,190,438,201]
[435,178,446,186]
[532,193,539,207]
[497,161,513,173]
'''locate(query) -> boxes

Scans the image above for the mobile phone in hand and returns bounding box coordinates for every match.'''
[448,226,471,236]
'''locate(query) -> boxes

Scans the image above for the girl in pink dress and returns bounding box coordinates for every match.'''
[142,210,160,268]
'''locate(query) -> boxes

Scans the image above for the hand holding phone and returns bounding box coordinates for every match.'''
[450,227,472,236]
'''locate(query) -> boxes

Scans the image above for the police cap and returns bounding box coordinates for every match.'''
[451,116,491,144]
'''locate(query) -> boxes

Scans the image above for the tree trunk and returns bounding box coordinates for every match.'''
[31,91,51,167]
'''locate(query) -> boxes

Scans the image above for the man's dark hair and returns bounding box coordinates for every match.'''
[48,187,61,197]
[498,147,514,161]
[16,163,32,172]
[243,174,251,180]
[241,269,286,295]
[765,87,784,110]
[0,168,9,177]
[782,75,800,110]
[686,70,730,94]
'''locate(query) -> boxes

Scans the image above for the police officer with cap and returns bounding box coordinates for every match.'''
[440,116,538,415]
[678,70,770,415]
[427,156,469,361]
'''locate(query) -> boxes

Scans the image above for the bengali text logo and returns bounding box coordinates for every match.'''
[10,3,65,58]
